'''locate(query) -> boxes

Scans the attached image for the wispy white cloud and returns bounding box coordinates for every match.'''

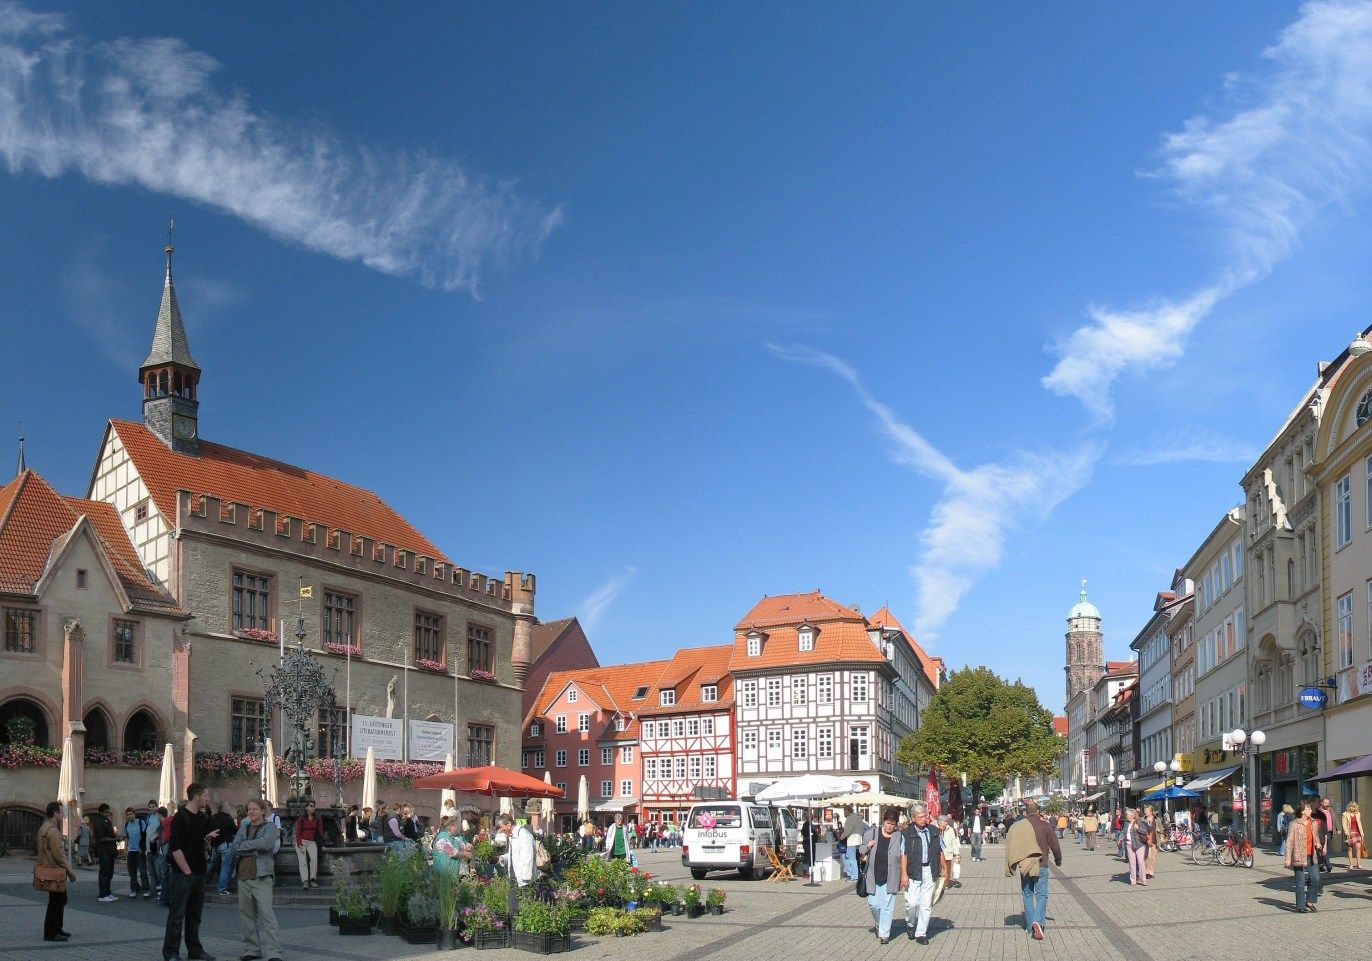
[769,344,1100,638]
[0,3,560,293]
[577,567,638,633]
[1111,428,1258,467]
[1043,0,1372,419]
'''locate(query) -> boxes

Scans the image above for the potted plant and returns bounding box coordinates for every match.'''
[632,906,663,932]
[705,888,726,915]
[378,850,420,935]
[512,899,572,954]
[403,889,440,944]
[435,868,461,950]
[612,910,647,937]
[583,907,623,937]
[683,884,704,918]
[338,887,375,936]
[461,904,509,949]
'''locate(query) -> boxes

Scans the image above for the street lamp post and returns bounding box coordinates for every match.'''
[1230,728,1266,844]
[1152,759,1182,832]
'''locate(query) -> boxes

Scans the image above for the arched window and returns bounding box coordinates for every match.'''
[0,697,50,748]
[83,707,112,752]
[123,709,160,754]
[1299,633,1320,686]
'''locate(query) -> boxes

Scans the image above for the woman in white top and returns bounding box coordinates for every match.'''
[939,815,962,887]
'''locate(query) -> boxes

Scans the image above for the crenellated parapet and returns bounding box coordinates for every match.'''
[176,489,535,611]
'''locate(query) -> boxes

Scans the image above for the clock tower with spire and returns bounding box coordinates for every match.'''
[139,230,200,455]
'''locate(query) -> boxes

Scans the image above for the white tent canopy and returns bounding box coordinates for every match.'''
[822,790,917,807]
[755,774,862,804]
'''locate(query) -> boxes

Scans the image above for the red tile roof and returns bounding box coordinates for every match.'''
[0,470,182,613]
[869,605,943,690]
[1105,660,1137,674]
[108,420,448,561]
[639,644,735,714]
[527,660,671,740]
[1052,716,1068,736]
[733,620,886,669]
[734,590,865,630]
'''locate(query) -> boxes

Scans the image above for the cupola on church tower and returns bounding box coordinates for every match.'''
[1065,579,1104,703]
[139,236,200,455]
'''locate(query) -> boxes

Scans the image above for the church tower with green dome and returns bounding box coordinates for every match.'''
[1065,579,1104,704]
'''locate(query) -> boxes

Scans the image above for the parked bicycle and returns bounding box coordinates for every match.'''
[1158,824,1193,853]
[1218,832,1254,868]
[1190,831,1221,865]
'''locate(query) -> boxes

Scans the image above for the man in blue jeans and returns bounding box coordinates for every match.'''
[1004,800,1061,941]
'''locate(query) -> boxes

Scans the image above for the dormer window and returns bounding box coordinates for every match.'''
[567,688,578,703]
[798,627,815,652]
[701,684,718,703]
[615,717,626,731]
[660,690,676,706]
[746,631,765,657]
[633,686,648,699]
[530,722,541,738]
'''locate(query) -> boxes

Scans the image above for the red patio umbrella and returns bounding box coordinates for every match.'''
[411,765,565,798]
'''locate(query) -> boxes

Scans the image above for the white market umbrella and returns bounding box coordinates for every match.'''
[755,775,861,888]
[577,775,590,821]
[158,743,178,808]
[57,737,77,805]
[261,738,281,808]
[440,753,457,811]
[541,771,555,821]
[822,790,917,807]
[361,746,377,812]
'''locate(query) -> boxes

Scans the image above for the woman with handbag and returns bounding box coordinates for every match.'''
[1341,802,1363,870]
[36,801,77,941]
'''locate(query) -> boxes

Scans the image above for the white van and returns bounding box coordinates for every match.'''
[681,801,800,880]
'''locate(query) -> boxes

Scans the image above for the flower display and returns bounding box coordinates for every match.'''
[0,743,60,769]
[417,658,449,673]
[234,627,278,643]
[193,751,442,784]
[84,749,162,767]
[322,641,361,657]
[470,668,497,683]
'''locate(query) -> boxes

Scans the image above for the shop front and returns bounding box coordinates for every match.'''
[1256,743,1321,845]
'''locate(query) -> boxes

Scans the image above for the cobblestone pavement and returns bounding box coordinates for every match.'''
[1,839,1368,961]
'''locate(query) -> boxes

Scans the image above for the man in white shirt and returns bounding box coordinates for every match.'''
[497,814,537,914]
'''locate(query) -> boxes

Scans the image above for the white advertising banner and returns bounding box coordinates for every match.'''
[351,715,403,760]
[409,721,454,762]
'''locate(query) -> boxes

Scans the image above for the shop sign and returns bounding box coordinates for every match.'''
[1298,687,1329,710]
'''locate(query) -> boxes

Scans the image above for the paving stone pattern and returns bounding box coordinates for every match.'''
[1,839,1369,961]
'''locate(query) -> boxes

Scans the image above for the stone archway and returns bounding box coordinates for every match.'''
[0,696,51,748]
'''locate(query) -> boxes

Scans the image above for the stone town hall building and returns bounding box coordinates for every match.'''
[0,240,535,839]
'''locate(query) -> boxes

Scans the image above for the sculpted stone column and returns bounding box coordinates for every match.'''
[62,619,87,796]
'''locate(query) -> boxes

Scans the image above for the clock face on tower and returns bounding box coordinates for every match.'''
[172,414,197,441]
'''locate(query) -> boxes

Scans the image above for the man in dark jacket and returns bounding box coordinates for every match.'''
[900,802,941,944]
[91,803,120,901]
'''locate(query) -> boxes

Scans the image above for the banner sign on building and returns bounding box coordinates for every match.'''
[351,715,403,760]
[409,721,455,762]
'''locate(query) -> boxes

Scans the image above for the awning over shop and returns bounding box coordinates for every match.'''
[1311,752,1372,783]
[1079,791,1106,803]
[1184,764,1241,793]
[593,799,639,813]
[1136,781,1166,797]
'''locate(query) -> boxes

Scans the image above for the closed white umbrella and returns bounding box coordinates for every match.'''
[499,796,512,816]
[577,775,590,821]
[440,753,456,811]
[57,737,77,806]
[261,738,281,808]
[158,743,178,808]
[361,746,377,812]
[541,771,555,821]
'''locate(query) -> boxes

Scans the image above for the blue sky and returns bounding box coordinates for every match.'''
[4,1,1372,713]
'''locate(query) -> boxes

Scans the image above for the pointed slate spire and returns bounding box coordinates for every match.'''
[140,228,199,371]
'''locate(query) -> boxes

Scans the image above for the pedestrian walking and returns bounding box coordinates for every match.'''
[969,805,985,862]
[123,806,149,897]
[145,800,164,900]
[1284,800,1324,913]
[1277,804,1294,857]
[294,800,323,888]
[1315,797,1335,872]
[207,803,237,896]
[156,803,177,906]
[1142,806,1158,879]
[1004,799,1061,941]
[77,815,92,866]
[161,782,219,961]
[1341,801,1363,870]
[92,803,120,901]
[1083,808,1099,851]
[842,808,867,880]
[497,813,537,915]
[900,803,938,944]
[862,808,905,944]
[940,814,962,888]
[1123,809,1148,886]
[233,797,283,961]
[35,801,77,942]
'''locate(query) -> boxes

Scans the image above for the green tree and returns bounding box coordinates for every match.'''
[897,666,1063,803]
[977,774,1006,801]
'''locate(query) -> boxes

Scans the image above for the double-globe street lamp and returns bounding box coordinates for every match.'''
[1231,728,1266,843]
[1152,759,1182,833]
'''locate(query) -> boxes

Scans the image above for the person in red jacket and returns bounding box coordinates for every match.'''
[294,801,324,888]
